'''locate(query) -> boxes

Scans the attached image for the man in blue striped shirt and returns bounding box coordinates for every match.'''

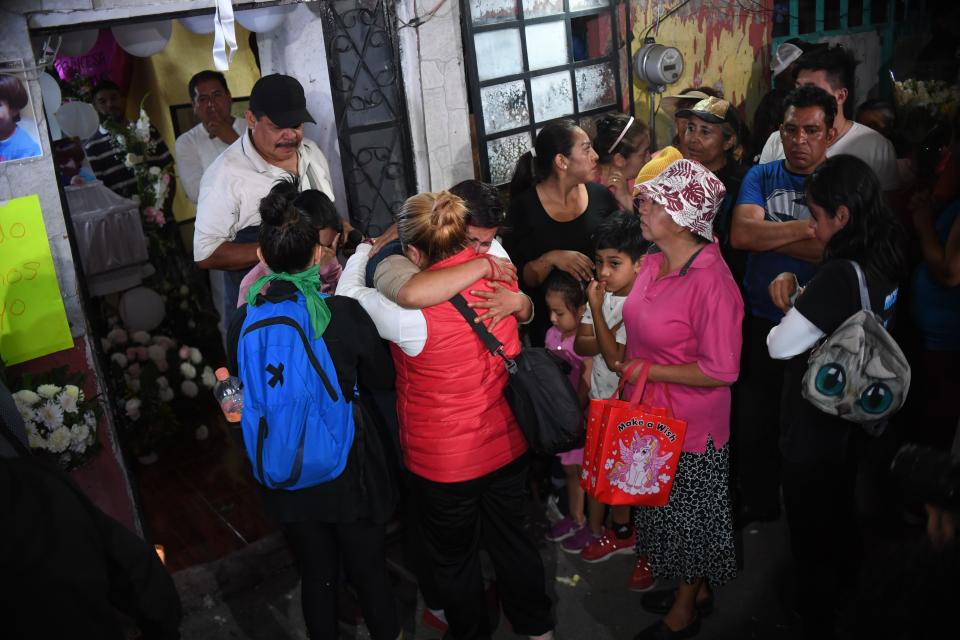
[82,80,172,199]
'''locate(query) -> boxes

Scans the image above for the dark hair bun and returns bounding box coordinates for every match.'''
[259,178,300,226]
[259,191,291,226]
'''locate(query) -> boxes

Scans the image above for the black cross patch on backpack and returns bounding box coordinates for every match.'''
[266,362,285,388]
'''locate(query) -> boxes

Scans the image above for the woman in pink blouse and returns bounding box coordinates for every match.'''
[617,160,743,640]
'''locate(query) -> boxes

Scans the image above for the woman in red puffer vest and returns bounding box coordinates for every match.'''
[392,191,554,640]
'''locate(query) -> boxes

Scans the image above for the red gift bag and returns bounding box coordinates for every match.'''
[581,362,687,506]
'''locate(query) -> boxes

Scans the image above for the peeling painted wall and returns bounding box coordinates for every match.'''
[630,0,773,146]
[398,0,474,191]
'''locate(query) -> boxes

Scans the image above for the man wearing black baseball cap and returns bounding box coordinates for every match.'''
[193,73,335,328]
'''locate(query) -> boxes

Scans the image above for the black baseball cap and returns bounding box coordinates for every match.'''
[249,74,316,129]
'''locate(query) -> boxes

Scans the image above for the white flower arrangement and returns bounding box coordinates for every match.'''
[12,372,100,470]
[103,98,176,232]
[101,317,219,456]
[893,79,960,116]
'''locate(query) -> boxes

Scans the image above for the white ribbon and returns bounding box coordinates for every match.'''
[606,116,635,154]
[213,0,238,71]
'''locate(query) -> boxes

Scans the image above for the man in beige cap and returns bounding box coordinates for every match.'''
[659,86,722,156]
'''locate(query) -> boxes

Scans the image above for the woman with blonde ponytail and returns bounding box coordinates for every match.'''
[377,190,555,639]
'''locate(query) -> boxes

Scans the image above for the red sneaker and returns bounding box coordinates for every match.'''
[628,554,657,591]
[579,528,635,563]
[422,607,448,632]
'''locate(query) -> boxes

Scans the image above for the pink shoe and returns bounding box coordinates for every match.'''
[560,524,598,554]
[545,516,580,542]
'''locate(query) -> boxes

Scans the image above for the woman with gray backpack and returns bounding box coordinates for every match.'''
[765,154,908,639]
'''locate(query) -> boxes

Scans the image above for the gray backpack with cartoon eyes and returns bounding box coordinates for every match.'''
[801,261,911,433]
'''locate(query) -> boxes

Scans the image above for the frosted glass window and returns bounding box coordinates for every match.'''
[488,132,533,185]
[576,63,616,111]
[475,29,523,81]
[525,21,568,71]
[481,81,530,134]
[569,0,608,10]
[470,0,519,25]
[530,71,573,122]
[522,0,563,18]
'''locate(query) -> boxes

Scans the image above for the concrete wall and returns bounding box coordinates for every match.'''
[630,0,772,147]
[398,0,474,191]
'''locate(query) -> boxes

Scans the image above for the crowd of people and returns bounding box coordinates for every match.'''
[198,43,956,640]
[10,37,956,640]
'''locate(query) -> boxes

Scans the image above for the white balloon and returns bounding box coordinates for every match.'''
[112,20,173,58]
[55,101,100,140]
[59,29,99,57]
[39,72,63,139]
[118,287,166,332]
[39,72,62,111]
[178,15,214,35]
[235,5,293,33]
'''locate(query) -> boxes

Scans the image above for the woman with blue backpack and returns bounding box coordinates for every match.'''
[227,180,401,640]
[766,154,907,639]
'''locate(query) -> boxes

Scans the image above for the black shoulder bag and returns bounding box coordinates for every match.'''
[450,295,584,455]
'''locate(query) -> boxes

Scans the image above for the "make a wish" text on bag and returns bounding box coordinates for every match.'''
[581,362,687,507]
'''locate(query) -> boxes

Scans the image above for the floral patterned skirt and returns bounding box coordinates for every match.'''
[634,436,737,586]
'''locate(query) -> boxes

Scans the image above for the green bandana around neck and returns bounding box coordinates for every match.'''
[246,263,331,338]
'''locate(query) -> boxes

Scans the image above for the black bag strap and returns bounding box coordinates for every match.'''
[0,409,31,458]
[449,295,518,374]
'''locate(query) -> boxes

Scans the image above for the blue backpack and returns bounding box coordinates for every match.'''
[237,292,355,490]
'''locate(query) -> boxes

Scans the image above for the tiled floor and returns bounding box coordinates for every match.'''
[136,419,276,572]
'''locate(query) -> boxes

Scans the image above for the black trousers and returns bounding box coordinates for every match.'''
[401,470,444,610]
[411,456,553,640]
[732,315,785,514]
[781,457,860,640]
[283,519,399,640]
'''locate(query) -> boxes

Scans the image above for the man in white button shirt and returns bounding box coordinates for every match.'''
[175,71,246,203]
[175,70,247,343]
[193,73,335,328]
[757,45,899,190]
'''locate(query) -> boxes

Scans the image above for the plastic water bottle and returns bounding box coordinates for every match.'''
[213,367,243,423]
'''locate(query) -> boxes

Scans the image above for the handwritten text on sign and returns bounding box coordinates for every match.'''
[0,194,74,365]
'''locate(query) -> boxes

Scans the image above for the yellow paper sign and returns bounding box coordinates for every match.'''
[0,194,74,365]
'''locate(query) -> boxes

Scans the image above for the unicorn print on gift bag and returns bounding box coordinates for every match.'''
[607,432,675,495]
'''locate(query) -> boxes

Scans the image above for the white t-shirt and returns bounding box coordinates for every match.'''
[336,240,511,357]
[581,292,628,400]
[193,133,335,262]
[758,121,899,190]
[174,117,247,203]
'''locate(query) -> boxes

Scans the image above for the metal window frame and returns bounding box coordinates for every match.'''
[319,0,417,236]
[461,0,632,184]
[772,0,900,97]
